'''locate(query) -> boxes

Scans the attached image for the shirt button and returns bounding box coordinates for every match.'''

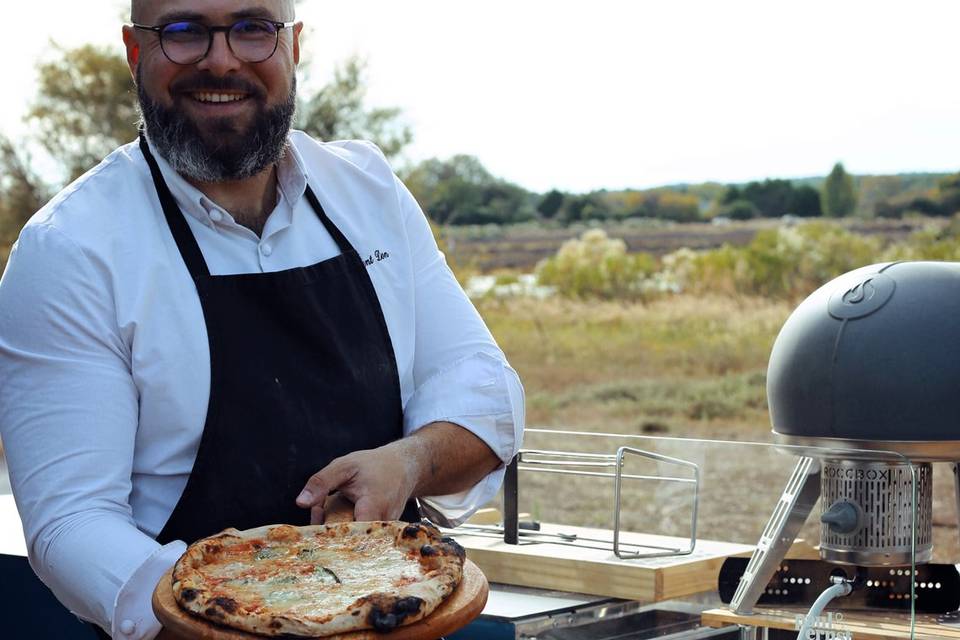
[119,619,136,635]
[261,243,273,257]
[209,210,223,223]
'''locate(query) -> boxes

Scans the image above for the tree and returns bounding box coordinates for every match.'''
[27,44,139,182]
[822,162,857,217]
[537,189,565,219]
[402,155,535,225]
[789,185,823,218]
[937,173,960,216]
[559,193,610,224]
[719,199,760,220]
[297,56,412,160]
[0,134,52,263]
[742,179,795,217]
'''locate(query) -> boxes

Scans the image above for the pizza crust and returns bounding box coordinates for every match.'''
[171,522,465,637]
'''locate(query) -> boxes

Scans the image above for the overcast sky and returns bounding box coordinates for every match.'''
[2,1,958,193]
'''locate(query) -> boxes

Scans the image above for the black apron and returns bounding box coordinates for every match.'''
[139,136,420,545]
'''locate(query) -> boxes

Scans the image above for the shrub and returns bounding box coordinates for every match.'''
[536,229,657,300]
[661,221,881,299]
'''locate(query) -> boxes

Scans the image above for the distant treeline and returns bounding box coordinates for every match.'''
[402,156,960,226]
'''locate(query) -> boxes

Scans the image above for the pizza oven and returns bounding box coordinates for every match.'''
[732,261,960,613]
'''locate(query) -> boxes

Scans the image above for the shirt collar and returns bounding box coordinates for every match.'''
[142,134,309,226]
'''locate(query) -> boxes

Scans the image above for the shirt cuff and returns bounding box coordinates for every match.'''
[404,352,525,525]
[112,540,188,640]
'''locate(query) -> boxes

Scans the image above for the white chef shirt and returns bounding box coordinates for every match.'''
[0,132,524,639]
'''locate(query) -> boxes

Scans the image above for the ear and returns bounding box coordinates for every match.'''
[122,25,140,79]
[292,22,304,65]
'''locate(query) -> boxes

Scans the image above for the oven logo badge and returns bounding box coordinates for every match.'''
[794,611,852,640]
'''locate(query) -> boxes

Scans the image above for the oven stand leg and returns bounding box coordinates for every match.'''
[503,455,519,545]
[954,463,960,548]
[731,456,821,615]
[738,625,768,640]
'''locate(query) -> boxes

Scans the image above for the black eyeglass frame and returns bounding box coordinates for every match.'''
[132,19,297,65]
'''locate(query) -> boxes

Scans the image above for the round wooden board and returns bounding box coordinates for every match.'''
[152,560,488,640]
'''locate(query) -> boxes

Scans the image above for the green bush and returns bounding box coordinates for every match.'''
[536,229,657,300]
[662,221,882,299]
[882,217,960,261]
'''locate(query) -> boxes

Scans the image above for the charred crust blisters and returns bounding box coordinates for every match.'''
[401,524,423,539]
[367,596,425,632]
[211,597,239,614]
[439,536,466,562]
[179,588,199,603]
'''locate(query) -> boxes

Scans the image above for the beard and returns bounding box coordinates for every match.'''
[137,67,297,182]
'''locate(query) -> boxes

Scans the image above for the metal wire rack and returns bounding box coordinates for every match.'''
[453,446,701,560]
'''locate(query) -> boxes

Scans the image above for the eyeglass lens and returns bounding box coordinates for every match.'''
[161,19,280,64]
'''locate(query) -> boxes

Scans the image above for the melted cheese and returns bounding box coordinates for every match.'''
[201,532,424,616]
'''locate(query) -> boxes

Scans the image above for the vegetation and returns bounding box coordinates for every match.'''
[296,55,413,161]
[720,179,822,219]
[402,155,536,226]
[822,162,857,218]
[478,294,788,434]
[528,217,960,302]
[536,229,657,300]
[401,153,958,226]
[27,44,139,183]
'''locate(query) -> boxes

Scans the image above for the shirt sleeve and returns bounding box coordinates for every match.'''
[0,223,180,639]
[393,177,525,527]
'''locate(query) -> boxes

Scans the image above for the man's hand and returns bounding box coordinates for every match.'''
[296,445,417,523]
[295,422,500,523]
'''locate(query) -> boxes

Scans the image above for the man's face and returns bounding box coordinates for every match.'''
[124,0,303,181]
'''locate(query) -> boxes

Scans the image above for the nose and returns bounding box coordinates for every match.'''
[196,31,242,75]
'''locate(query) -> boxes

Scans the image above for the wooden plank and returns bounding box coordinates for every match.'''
[455,522,754,602]
[701,607,960,640]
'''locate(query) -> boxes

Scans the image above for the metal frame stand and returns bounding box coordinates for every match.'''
[731,456,822,614]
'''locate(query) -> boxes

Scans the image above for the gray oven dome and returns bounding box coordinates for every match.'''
[768,261,960,449]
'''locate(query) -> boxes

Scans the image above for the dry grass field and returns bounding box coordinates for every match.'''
[478,294,789,438]
[448,218,931,272]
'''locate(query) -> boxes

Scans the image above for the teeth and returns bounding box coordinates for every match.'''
[193,93,247,103]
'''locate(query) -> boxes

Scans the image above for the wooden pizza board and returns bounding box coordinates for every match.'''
[153,559,487,640]
[153,497,487,639]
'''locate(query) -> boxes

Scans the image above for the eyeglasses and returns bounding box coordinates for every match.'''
[133,18,296,65]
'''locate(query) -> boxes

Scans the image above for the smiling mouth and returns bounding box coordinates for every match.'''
[190,92,251,104]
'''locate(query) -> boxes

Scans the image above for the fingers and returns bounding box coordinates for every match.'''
[353,495,404,522]
[297,458,353,508]
[353,495,382,522]
[310,504,325,525]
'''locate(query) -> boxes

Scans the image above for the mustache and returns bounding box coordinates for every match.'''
[170,74,265,98]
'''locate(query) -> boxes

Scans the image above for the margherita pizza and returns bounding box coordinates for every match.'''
[171,521,465,637]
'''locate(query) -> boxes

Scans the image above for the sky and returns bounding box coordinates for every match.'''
[2,1,958,193]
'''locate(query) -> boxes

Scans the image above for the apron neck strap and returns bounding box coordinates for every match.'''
[139,135,211,279]
[303,185,358,256]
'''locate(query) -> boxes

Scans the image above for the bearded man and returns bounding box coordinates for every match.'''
[0,1,524,638]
